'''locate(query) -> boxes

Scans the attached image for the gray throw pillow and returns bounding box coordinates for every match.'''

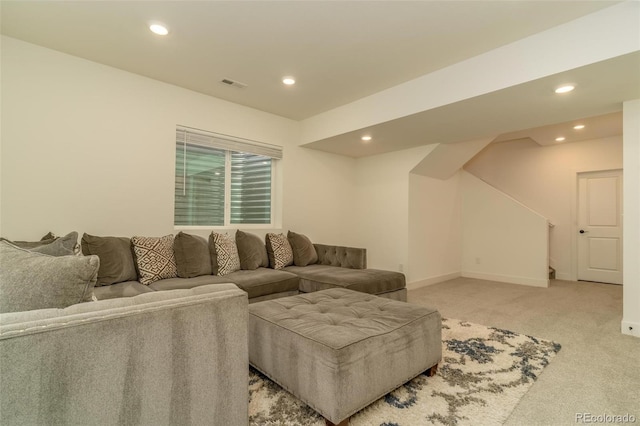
[173,232,212,278]
[30,231,78,256]
[1,232,58,249]
[236,230,268,270]
[287,231,318,266]
[266,233,294,270]
[81,233,138,286]
[0,241,99,314]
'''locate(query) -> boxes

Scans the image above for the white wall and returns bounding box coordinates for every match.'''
[0,37,357,244]
[465,136,623,280]
[408,171,462,288]
[622,99,640,337]
[461,171,549,287]
[352,145,435,274]
[283,147,356,246]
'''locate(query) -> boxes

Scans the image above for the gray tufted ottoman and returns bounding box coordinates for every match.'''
[249,288,442,425]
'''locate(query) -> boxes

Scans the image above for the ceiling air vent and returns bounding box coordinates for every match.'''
[220,78,247,89]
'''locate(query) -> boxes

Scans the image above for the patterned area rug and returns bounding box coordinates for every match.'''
[249,318,561,426]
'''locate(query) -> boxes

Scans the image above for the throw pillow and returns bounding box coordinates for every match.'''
[1,232,81,256]
[173,232,212,278]
[209,232,241,276]
[1,232,56,249]
[0,241,99,314]
[30,231,78,256]
[81,234,138,286]
[265,233,293,270]
[236,230,269,270]
[40,231,57,240]
[287,231,318,266]
[131,235,178,285]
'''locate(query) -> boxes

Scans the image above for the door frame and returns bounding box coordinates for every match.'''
[571,168,623,282]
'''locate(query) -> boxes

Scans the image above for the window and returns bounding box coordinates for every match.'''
[175,127,282,227]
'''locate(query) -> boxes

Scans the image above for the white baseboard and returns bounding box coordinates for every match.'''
[621,320,640,338]
[461,271,549,288]
[408,272,461,290]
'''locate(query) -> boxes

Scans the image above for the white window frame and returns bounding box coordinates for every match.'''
[174,126,282,230]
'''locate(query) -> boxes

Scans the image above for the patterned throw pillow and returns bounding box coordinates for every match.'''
[210,232,241,276]
[266,233,294,270]
[131,235,178,285]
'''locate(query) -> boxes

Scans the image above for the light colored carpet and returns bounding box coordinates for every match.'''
[409,278,640,426]
[248,317,560,425]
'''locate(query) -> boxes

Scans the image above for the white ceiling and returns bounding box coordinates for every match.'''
[304,52,639,157]
[1,0,635,157]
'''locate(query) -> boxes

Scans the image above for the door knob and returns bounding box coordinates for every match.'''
[579,229,587,234]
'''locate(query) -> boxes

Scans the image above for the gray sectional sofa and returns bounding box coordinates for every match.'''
[0,230,406,425]
[0,241,249,426]
[87,230,407,303]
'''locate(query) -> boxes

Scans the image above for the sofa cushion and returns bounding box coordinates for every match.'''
[148,275,232,291]
[265,233,293,270]
[173,232,212,278]
[92,281,155,300]
[0,241,99,313]
[222,268,299,299]
[131,235,178,285]
[287,231,318,266]
[81,234,138,286]
[209,232,241,276]
[236,230,268,270]
[283,264,406,295]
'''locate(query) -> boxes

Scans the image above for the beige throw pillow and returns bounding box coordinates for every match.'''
[131,235,178,285]
[266,233,294,270]
[210,232,241,276]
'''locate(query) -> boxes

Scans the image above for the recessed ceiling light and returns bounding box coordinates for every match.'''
[554,85,575,94]
[573,124,585,130]
[361,135,372,142]
[149,23,169,35]
[282,77,296,85]
[555,137,566,142]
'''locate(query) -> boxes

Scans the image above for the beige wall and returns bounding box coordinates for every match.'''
[461,171,549,287]
[408,172,462,288]
[352,145,434,274]
[622,99,640,337]
[465,136,623,280]
[0,37,357,244]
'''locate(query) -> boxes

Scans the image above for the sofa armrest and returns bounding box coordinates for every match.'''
[313,244,367,269]
[1,283,248,426]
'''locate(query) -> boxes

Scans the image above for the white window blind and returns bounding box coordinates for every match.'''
[175,126,282,226]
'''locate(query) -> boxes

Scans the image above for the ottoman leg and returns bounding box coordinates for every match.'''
[326,418,349,426]
[426,363,439,377]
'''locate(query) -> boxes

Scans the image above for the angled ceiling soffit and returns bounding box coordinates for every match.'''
[410,137,495,180]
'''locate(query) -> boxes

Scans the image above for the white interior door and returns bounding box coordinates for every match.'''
[577,170,623,284]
